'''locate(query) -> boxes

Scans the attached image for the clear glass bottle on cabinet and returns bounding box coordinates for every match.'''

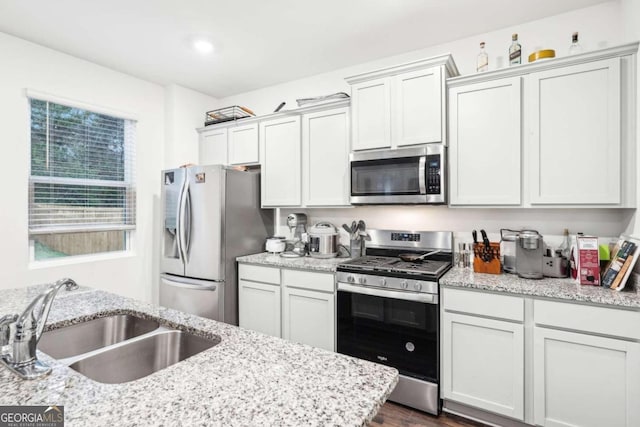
[509,33,522,65]
[477,42,488,72]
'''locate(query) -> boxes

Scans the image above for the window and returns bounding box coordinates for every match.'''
[28,98,136,261]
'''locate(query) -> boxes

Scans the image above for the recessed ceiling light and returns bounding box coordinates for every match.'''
[193,38,214,54]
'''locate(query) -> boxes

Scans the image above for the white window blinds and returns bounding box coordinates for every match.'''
[28,98,136,235]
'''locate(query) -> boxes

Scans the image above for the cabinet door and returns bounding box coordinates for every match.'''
[442,312,524,420]
[393,67,442,146]
[528,58,621,204]
[302,107,350,206]
[228,123,259,165]
[238,279,281,338]
[351,77,391,150]
[260,116,301,207]
[199,128,228,165]
[283,287,335,351]
[449,77,522,205]
[534,327,640,427]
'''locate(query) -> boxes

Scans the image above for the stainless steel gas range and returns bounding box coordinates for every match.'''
[336,229,453,415]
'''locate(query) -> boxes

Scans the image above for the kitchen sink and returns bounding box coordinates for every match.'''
[68,330,217,384]
[39,314,160,359]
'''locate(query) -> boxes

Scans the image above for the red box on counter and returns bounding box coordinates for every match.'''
[577,236,600,286]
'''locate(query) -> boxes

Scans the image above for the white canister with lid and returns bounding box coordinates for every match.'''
[265,236,286,253]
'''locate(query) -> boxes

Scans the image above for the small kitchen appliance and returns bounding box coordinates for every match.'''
[515,230,544,279]
[350,145,446,205]
[543,249,570,278]
[336,229,453,415]
[308,222,339,258]
[500,229,519,273]
[265,236,286,253]
[285,213,308,256]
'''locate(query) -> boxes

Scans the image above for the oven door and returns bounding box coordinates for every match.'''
[337,283,439,382]
[350,146,445,205]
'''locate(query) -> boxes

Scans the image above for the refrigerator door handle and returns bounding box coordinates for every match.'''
[160,275,218,291]
[178,178,190,262]
[184,186,192,258]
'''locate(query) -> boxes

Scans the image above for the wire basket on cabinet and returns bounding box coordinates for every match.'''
[204,106,255,126]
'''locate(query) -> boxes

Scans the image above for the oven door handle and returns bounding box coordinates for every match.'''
[418,156,427,195]
[337,282,437,304]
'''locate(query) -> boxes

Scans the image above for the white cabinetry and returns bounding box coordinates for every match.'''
[442,289,525,420]
[447,43,637,207]
[528,58,620,205]
[228,123,259,165]
[238,264,282,338]
[302,106,350,206]
[449,77,522,205]
[199,127,228,165]
[260,116,302,207]
[346,55,458,151]
[238,264,336,351]
[442,286,640,427]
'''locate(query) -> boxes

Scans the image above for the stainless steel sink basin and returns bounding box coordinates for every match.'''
[39,314,160,359]
[68,330,216,384]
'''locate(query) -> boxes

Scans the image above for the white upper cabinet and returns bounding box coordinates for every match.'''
[528,58,620,205]
[449,77,522,205]
[393,67,442,146]
[260,115,302,207]
[228,123,259,165]
[351,78,391,150]
[346,55,458,151]
[199,127,228,165]
[302,106,350,206]
[447,43,637,207]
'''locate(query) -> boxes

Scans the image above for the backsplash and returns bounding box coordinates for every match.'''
[275,206,634,249]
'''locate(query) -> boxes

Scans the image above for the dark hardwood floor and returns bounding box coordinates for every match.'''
[370,402,487,427]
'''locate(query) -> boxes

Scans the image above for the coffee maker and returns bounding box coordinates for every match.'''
[515,230,544,279]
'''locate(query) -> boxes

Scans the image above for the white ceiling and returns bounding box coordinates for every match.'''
[0,0,608,98]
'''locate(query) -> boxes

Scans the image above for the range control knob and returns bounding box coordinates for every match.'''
[347,275,355,283]
[379,278,387,287]
[358,276,367,284]
[401,280,408,289]
[414,282,422,291]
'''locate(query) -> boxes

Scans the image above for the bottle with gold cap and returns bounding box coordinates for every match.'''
[477,42,488,72]
[569,32,583,55]
[509,33,522,65]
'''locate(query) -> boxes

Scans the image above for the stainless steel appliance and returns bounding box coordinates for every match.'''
[336,229,453,415]
[160,165,273,324]
[308,222,339,258]
[284,213,308,256]
[515,230,544,279]
[500,229,519,273]
[350,145,446,205]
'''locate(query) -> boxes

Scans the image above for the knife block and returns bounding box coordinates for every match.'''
[473,242,502,274]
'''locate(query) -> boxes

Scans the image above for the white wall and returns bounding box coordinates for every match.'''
[0,31,164,302]
[213,1,634,246]
[164,84,218,168]
[214,1,624,116]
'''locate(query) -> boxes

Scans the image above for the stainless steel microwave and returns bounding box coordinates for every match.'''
[350,145,446,205]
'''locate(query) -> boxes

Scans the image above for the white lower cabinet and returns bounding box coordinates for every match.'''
[238,263,336,351]
[442,312,524,420]
[283,286,335,351]
[442,287,640,426]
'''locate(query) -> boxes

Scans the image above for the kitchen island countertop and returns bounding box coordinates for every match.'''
[441,267,640,309]
[237,252,350,273]
[0,285,397,426]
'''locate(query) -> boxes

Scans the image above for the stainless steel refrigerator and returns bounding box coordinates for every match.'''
[160,165,272,325]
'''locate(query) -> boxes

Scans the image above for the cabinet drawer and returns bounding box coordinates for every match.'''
[534,299,640,340]
[238,263,281,285]
[282,269,335,293]
[443,287,524,322]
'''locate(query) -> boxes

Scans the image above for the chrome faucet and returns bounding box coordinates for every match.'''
[0,278,78,379]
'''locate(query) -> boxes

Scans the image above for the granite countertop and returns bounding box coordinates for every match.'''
[0,286,397,426]
[441,267,640,309]
[237,252,350,273]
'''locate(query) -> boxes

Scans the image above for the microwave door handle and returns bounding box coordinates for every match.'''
[418,156,427,194]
